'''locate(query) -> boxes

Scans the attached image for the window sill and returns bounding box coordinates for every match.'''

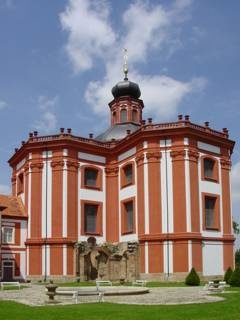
[203,176,219,183]
[82,185,102,191]
[83,232,102,236]
[204,227,220,231]
[121,230,134,235]
[121,182,134,189]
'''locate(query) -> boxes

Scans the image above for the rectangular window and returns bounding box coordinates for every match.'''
[205,197,216,229]
[204,159,214,179]
[84,168,98,187]
[17,173,24,194]
[2,227,14,244]
[124,165,133,185]
[84,204,97,233]
[125,201,134,232]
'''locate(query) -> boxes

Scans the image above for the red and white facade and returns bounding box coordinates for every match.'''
[0,195,27,281]
[1,77,235,281]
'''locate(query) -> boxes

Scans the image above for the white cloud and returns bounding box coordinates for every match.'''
[0,100,7,110]
[59,0,116,73]
[34,96,58,133]
[0,184,11,195]
[61,0,207,120]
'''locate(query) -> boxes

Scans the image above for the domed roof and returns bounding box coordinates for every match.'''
[112,79,141,99]
[96,123,140,142]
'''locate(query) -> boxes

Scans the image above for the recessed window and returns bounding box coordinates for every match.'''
[2,227,14,244]
[205,197,215,228]
[124,201,134,233]
[17,173,24,194]
[132,109,138,122]
[204,158,214,179]
[121,198,135,235]
[124,164,133,185]
[113,111,117,123]
[120,109,127,122]
[202,157,218,182]
[84,168,98,187]
[204,195,220,230]
[121,163,134,188]
[84,204,97,233]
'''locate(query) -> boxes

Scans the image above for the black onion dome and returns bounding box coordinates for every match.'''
[112,79,141,99]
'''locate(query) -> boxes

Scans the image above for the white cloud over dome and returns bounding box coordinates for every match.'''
[60,0,207,120]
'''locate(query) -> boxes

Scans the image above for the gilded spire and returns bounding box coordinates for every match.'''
[123,48,128,80]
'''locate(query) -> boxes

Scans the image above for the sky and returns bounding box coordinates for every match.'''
[0,0,239,235]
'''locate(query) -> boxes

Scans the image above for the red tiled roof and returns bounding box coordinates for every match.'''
[0,195,27,218]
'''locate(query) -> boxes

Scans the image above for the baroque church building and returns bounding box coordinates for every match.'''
[0,67,235,282]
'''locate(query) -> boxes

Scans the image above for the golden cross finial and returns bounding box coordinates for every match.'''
[123,48,128,80]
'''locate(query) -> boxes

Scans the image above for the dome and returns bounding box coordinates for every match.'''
[112,79,141,99]
[96,123,140,142]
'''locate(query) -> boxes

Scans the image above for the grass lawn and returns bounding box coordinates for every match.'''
[0,288,239,320]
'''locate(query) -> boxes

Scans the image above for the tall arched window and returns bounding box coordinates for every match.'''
[112,111,116,124]
[132,109,138,122]
[120,109,127,122]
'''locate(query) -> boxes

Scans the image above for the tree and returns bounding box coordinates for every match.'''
[224,267,233,284]
[185,267,200,286]
[229,267,240,287]
[233,221,240,234]
[235,249,240,267]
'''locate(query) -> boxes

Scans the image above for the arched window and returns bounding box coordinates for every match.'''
[120,109,127,122]
[132,109,138,122]
[112,111,116,124]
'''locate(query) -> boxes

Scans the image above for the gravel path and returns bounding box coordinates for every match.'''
[0,285,224,306]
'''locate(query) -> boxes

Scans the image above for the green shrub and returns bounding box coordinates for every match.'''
[229,267,240,287]
[224,267,233,284]
[185,267,200,286]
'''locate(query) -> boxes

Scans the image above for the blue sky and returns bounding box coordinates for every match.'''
[0,0,239,230]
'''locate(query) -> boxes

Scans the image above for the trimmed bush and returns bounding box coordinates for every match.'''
[185,267,200,286]
[224,267,233,284]
[229,267,240,287]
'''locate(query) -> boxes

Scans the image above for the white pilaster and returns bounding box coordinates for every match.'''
[145,242,149,274]
[143,153,149,234]
[63,160,68,237]
[185,151,191,232]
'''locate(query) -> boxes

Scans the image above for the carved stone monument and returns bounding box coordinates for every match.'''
[75,237,139,282]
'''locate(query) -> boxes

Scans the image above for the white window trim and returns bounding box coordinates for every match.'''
[2,226,15,244]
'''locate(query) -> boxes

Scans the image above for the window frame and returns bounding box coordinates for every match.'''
[202,193,220,231]
[121,162,135,189]
[120,108,128,122]
[81,165,102,190]
[201,156,219,183]
[17,172,24,195]
[2,226,15,244]
[81,200,102,236]
[121,197,135,235]
[132,109,138,122]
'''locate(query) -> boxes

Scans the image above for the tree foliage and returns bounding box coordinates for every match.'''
[224,267,233,284]
[235,249,240,267]
[229,267,240,287]
[233,221,240,234]
[185,267,200,286]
